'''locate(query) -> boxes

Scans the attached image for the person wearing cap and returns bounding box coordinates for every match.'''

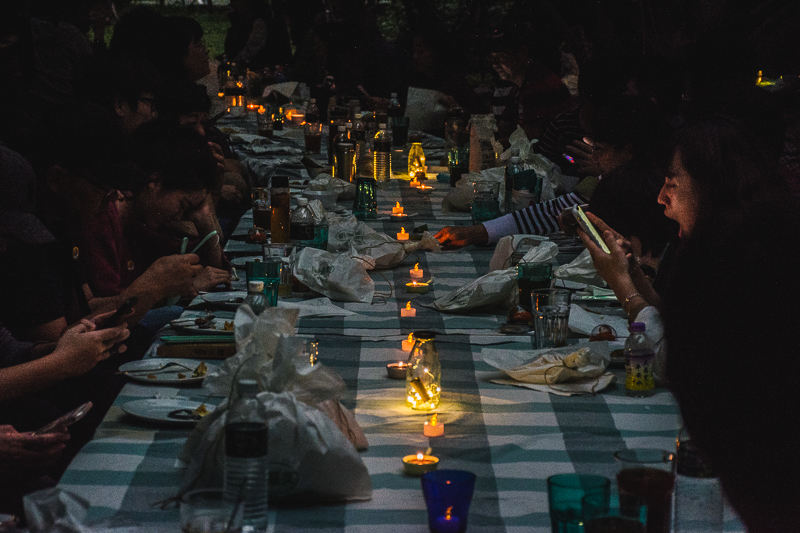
[8,104,204,343]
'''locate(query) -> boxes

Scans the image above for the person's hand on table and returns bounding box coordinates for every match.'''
[139,254,203,298]
[0,425,69,475]
[576,212,631,286]
[434,225,489,249]
[54,316,130,376]
[193,266,232,293]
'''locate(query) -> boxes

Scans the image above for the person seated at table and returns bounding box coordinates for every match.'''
[487,22,576,145]
[3,105,203,345]
[581,116,800,529]
[435,95,665,249]
[156,81,252,238]
[79,119,231,302]
[96,53,162,136]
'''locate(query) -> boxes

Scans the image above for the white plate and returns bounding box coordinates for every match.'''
[121,398,215,425]
[118,358,213,384]
[169,317,236,335]
[201,291,248,307]
[231,256,263,266]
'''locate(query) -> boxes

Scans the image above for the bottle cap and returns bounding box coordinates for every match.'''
[629,322,646,332]
[413,330,436,341]
[272,175,289,188]
[297,197,309,206]
[237,379,259,396]
[248,280,265,292]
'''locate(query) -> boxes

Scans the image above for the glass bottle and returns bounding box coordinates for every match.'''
[243,280,269,315]
[373,124,392,183]
[290,197,315,249]
[352,176,377,220]
[504,149,523,213]
[224,379,269,533]
[269,176,290,243]
[405,331,441,410]
[408,139,426,178]
[352,107,366,161]
[387,92,402,118]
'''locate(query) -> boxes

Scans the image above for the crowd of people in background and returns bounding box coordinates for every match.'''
[2,0,800,529]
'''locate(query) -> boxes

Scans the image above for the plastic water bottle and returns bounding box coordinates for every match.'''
[290,198,315,249]
[373,124,392,183]
[388,92,402,118]
[675,426,724,532]
[624,322,656,397]
[504,149,523,213]
[243,280,269,315]
[224,379,269,533]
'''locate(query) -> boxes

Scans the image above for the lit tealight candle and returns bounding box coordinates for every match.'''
[410,263,424,279]
[406,281,429,294]
[416,184,434,195]
[423,414,444,437]
[402,453,439,476]
[402,333,415,352]
[410,178,421,188]
[401,301,417,317]
[392,202,404,215]
[217,92,225,99]
[386,361,407,379]
[397,227,409,241]
[434,509,461,533]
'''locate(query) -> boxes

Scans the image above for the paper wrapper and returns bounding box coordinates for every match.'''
[568,304,630,339]
[482,342,616,396]
[328,216,441,269]
[427,241,558,312]
[306,174,355,201]
[294,247,375,303]
[489,235,550,272]
[441,166,504,213]
[553,249,607,287]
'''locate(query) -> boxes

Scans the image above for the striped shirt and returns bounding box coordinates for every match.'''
[482,192,588,243]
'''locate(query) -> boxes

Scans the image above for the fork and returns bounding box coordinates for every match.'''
[117,361,196,375]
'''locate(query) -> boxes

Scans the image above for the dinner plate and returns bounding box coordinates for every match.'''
[118,358,214,384]
[170,317,236,335]
[121,398,215,426]
[201,291,248,307]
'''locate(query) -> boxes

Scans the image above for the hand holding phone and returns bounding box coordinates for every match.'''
[95,297,138,329]
[573,205,611,254]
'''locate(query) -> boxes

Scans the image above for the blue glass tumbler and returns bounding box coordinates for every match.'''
[421,470,477,533]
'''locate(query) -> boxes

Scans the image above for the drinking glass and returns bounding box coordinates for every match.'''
[547,474,610,533]
[256,110,273,138]
[471,181,500,224]
[304,123,322,154]
[582,493,646,533]
[421,470,477,533]
[517,262,553,310]
[352,177,377,220]
[180,488,243,533]
[251,187,270,231]
[391,116,410,147]
[532,289,572,348]
[614,449,675,533]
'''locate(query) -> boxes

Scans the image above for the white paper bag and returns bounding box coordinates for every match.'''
[294,247,375,303]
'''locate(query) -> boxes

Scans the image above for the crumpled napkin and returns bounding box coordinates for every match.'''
[306,174,356,201]
[294,247,375,303]
[553,249,607,287]
[427,241,557,312]
[489,234,550,272]
[24,488,143,533]
[568,304,630,338]
[482,342,616,396]
[278,297,355,318]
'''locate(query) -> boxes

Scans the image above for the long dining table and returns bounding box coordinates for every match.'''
[54,112,745,532]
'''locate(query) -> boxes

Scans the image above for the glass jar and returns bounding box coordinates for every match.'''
[406,331,441,410]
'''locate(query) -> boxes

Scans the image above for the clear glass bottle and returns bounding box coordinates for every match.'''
[269,176,290,244]
[624,322,656,397]
[675,426,724,533]
[408,140,426,178]
[290,197,315,249]
[352,107,366,161]
[243,280,269,315]
[405,331,441,410]
[373,124,392,183]
[224,379,269,533]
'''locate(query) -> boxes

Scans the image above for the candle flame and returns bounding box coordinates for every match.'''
[217,92,224,98]
[401,227,406,234]
[412,281,418,287]
[414,263,419,271]
[445,506,453,519]
[406,301,412,310]
[407,333,414,342]
[417,453,424,461]
[396,201,400,208]
[431,414,438,426]
[236,81,243,88]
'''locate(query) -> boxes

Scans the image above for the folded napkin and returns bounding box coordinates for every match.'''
[569,304,630,338]
[278,297,355,318]
[482,342,616,396]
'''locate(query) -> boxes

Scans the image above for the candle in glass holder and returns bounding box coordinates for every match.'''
[401,301,417,317]
[386,361,407,379]
[423,414,444,437]
[402,453,439,476]
[410,263,423,279]
[392,202,404,214]
[397,227,409,241]
[402,333,415,351]
[406,281,429,294]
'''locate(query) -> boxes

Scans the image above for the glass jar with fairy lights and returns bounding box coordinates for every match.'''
[406,331,441,410]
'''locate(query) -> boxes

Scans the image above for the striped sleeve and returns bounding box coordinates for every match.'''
[482,192,588,243]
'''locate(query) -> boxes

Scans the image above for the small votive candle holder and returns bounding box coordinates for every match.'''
[410,263,424,279]
[391,213,409,222]
[401,301,417,317]
[406,281,429,294]
[402,333,415,352]
[397,228,410,241]
[387,361,407,379]
[423,414,444,437]
[417,184,434,195]
[403,453,439,476]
